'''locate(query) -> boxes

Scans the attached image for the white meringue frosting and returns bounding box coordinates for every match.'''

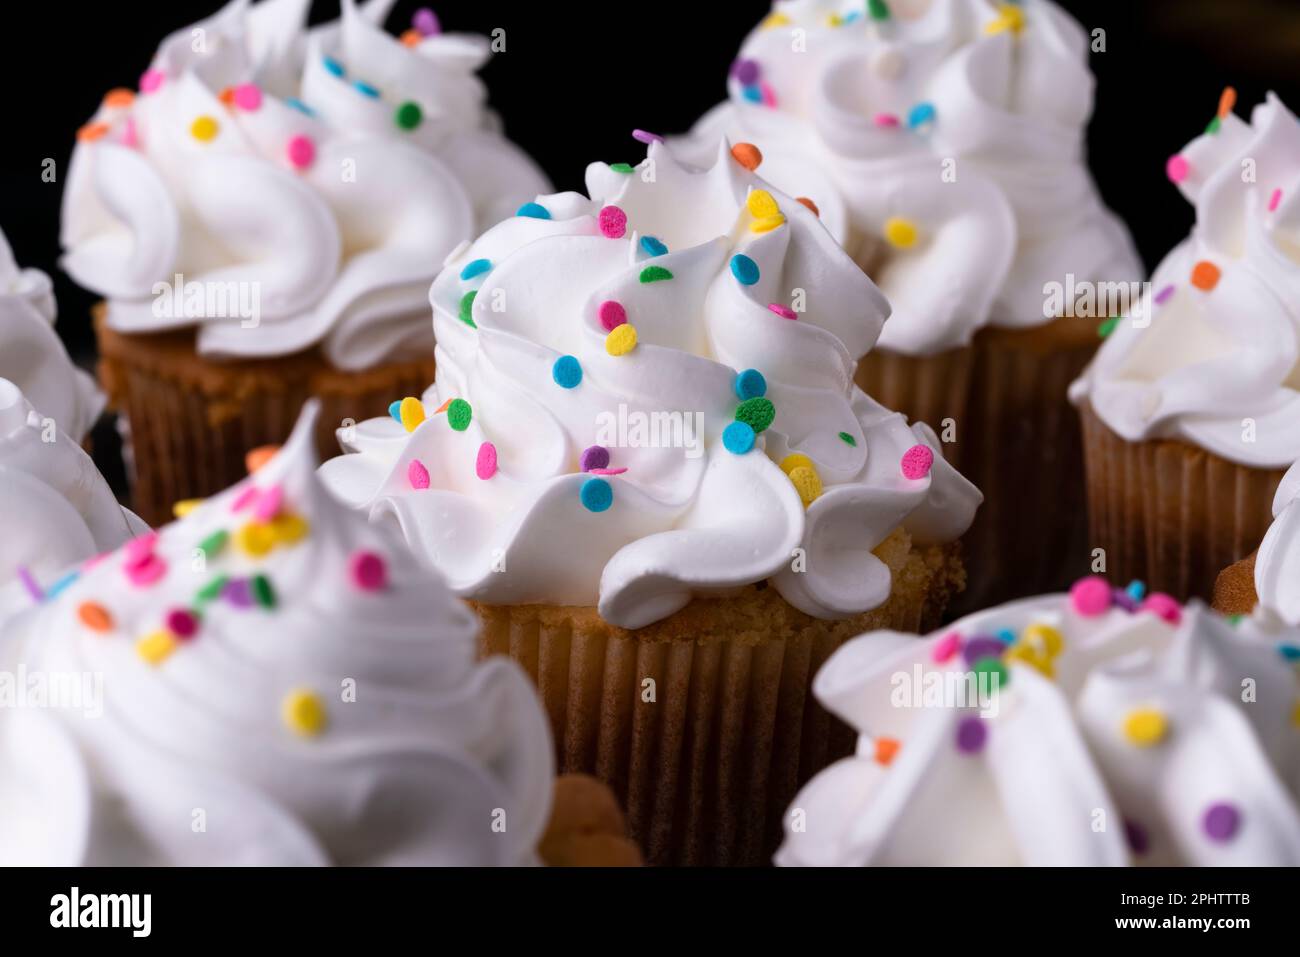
[60,0,549,370]
[777,582,1300,866]
[672,0,1141,355]
[0,403,555,865]
[1072,93,1300,469]
[318,141,980,630]
[1256,460,1300,626]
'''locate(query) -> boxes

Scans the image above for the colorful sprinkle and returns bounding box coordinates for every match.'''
[780,454,813,475]
[1070,576,1113,616]
[286,98,315,117]
[838,431,857,447]
[788,465,822,507]
[609,163,636,174]
[446,399,472,432]
[166,608,200,640]
[137,631,178,665]
[1153,284,1176,306]
[751,214,786,234]
[874,737,901,766]
[251,574,276,609]
[599,205,627,239]
[900,444,934,480]
[282,689,327,736]
[458,290,477,327]
[353,80,381,98]
[606,324,638,356]
[77,122,110,143]
[190,115,219,142]
[985,3,1026,35]
[1190,260,1221,291]
[400,396,426,433]
[232,83,262,111]
[1124,819,1151,856]
[962,636,1007,667]
[1166,154,1190,184]
[767,303,797,320]
[408,459,431,490]
[388,401,403,424]
[907,102,936,129]
[1279,644,1300,662]
[476,442,498,480]
[400,28,422,47]
[1141,592,1182,625]
[125,554,167,587]
[197,575,229,604]
[632,129,664,144]
[270,514,308,545]
[639,265,673,283]
[286,134,316,169]
[349,551,388,591]
[1270,188,1283,213]
[1098,316,1120,338]
[198,529,229,558]
[796,197,820,217]
[246,445,279,474]
[588,467,627,476]
[972,657,1009,692]
[873,113,901,128]
[1022,623,1064,657]
[1123,708,1169,747]
[598,300,627,331]
[868,0,890,20]
[223,578,254,608]
[735,397,776,433]
[77,602,114,633]
[883,216,919,249]
[552,355,583,389]
[580,477,614,513]
[731,142,763,170]
[955,717,987,754]
[640,236,668,257]
[580,446,610,472]
[1126,580,1148,602]
[323,56,345,78]
[732,59,761,85]
[253,484,284,522]
[234,522,275,559]
[1218,86,1237,120]
[730,254,760,285]
[139,68,165,94]
[931,632,961,663]
[1202,802,1240,842]
[395,101,423,131]
[517,202,551,219]
[741,85,764,104]
[734,369,767,400]
[723,421,756,455]
[413,7,441,36]
[747,189,780,219]
[460,259,492,280]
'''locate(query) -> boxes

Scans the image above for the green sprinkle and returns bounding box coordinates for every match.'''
[197,574,229,604]
[973,657,1008,692]
[868,0,890,21]
[610,163,635,174]
[735,397,776,433]
[1205,116,1222,135]
[838,431,857,446]
[1228,614,1244,627]
[1098,316,1120,339]
[394,100,422,130]
[251,574,276,609]
[639,266,674,284]
[447,398,472,432]
[198,529,229,558]
[459,291,477,328]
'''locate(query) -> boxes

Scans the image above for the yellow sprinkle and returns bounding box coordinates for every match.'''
[235,521,276,558]
[190,115,219,142]
[1021,623,1064,659]
[760,12,791,29]
[788,465,822,508]
[399,396,425,433]
[825,13,842,27]
[751,214,786,234]
[269,512,309,545]
[137,630,178,665]
[282,689,328,736]
[1006,644,1054,679]
[747,189,780,219]
[606,323,638,356]
[1123,708,1169,747]
[985,4,1026,36]
[1292,700,1300,727]
[172,498,204,518]
[883,216,919,249]
[780,453,813,476]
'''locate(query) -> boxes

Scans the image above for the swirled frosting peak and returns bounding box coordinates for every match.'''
[672,0,1141,354]
[60,0,549,370]
[1256,459,1300,625]
[0,402,554,865]
[1071,93,1300,469]
[318,140,981,629]
[778,580,1300,866]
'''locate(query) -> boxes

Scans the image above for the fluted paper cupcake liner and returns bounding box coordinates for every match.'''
[95,307,435,527]
[473,531,964,867]
[1080,402,1284,602]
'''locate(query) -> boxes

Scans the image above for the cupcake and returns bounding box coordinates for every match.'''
[1214,459,1300,623]
[1071,93,1300,603]
[777,578,1300,865]
[0,402,639,866]
[673,0,1142,608]
[319,139,981,864]
[62,0,549,526]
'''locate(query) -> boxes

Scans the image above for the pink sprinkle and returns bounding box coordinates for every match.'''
[126,554,167,587]
[1069,576,1112,616]
[408,459,431,490]
[932,631,961,663]
[286,134,316,170]
[588,467,628,476]
[349,551,388,591]
[1153,284,1175,306]
[900,444,934,480]
[253,484,283,521]
[768,303,798,320]
[476,442,498,480]
[598,300,627,331]
[166,608,199,639]
[632,129,664,144]
[599,205,628,239]
[231,485,259,513]
[124,532,159,563]
[873,113,901,128]
[1141,592,1182,625]
[1166,154,1190,184]
[760,82,778,108]
[413,7,440,36]
[121,118,138,149]
[140,69,165,94]
[1270,188,1283,213]
[232,83,262,111]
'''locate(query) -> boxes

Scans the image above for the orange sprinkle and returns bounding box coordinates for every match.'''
[796,197,820,217]
[874,737,901,766]
[1218,86,1237,120]
[400,28,422,47]
[1190,260,1221,291]
[103,88,136,108]
[77,601,114,633]
[77,122,110,143]
[435,398,454,414]
[730,142,763,171]
[245,445,280,474]
[218,87,236,106]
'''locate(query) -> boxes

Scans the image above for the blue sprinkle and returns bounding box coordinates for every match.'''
[640,236,668,257]
[842,10,861,23]
[730,254,760,286]
[742,84,764,104]
[517,202,552,220]
[907,102,936,129]
[353,80,381,98]
[723,421,756,455]
[44,570,81,601]
[323,57,346,78]
[995,628,1017,644]
[1280,644,1300,662]
[459,258,492,281]
[286,98,315,117]
[734,369,767,400]
[388,401,403,424]
[552,355,583,389]
[580,477,613,513]
[1125,580,1147,602]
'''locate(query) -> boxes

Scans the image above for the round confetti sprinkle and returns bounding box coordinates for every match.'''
[269,515,308,545]
[1279,644,1300,662]
[190,115,219,142]
[458,290,477,328]
[747,189,780,219]
[632,129,664,144]
[245,445,279,474]
[77,122,110,143]
[610,162,636,174]
[734,369,767,400]
[353,80,380,98]
[1123,708,1169,747]
[198,528,229,559]
[907,102,936,129]
[446,399,472,431]
[742,85,764,104]
[283,689,327,736]
[598,300,627,331]
[517,202,551,219]
[838,431,857,447]
[140,69,166,94]
[788,465,822,507]
[868,0,890,20]
[460,259,491,280]
[235,522,275,558]
[1190,260,1221,291]
[137,631,178,665]
[995,628,1016,644]
[1141,592,1182,625]
[232,83,262,111]
[166,608,200,640]
[589,467,627,476]
[552,355,583,388]
[251,574,276,609]
[1126,580,1148,601]
[796,197,820,217]
[606,324,638,356]
[77,602,114,633]
[873,113,901,128]
[640,236,668,257]
[253,484,284,522]
[1124,819,1150,856]
[731,142,763,170]
[1112,587,1138,612]
[349,551,388,591]
[408,459,430,490]
[1097,316,1120,339]
[874,737,901,765]
[1022,623,1064,657]
[599,205,627,239]
[723,421,756,455]
[900,444,934,479]
[730,254,760,285]
[931,631,961,663]
[323,56,345,77]
[476,442,498,480]
[1203,802,1240,842]
[1070,576,1112,616]
[400,28,422,46]
[223,578,254,608]
[580,446,610,472]
[768,303,797,320]
[883,216,919,249]
[413,7,441,35]
[972,657,1008,692]
[126,554,167,587]
[751,214,786,235]
[735,397,776,433]
[955,716,987,754]
[780,453,813,475]
[388,401,403,424]
[1166,154,1190,183]
[286,134,316,169]
[962,636,1007,666]
[732,58,761,85]
[639,265,673,283]
[580,477,614,513]
[399,396,426,433]
[395,101,423,130]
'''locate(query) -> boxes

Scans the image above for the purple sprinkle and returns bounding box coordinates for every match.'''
[580,445,611,472]
[223,577,254,609]
[16,566,44,603]
[1202,802,1241,842]
[955,716,987,754]
[732,58,761,86]
[1123,818,1150,855]
[632,129,664,145]
[1111,587,1139,612]
[962,635,1007,667]
[1154,284,1175,306]
[412,8,441,36]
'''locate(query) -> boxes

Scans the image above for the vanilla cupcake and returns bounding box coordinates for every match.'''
[0,403,640,866]
[319,140,981,865]
[674,0,1141,608]
[778,579,1300,866]
[1072,93,1300,602]
[62,0,549,526]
